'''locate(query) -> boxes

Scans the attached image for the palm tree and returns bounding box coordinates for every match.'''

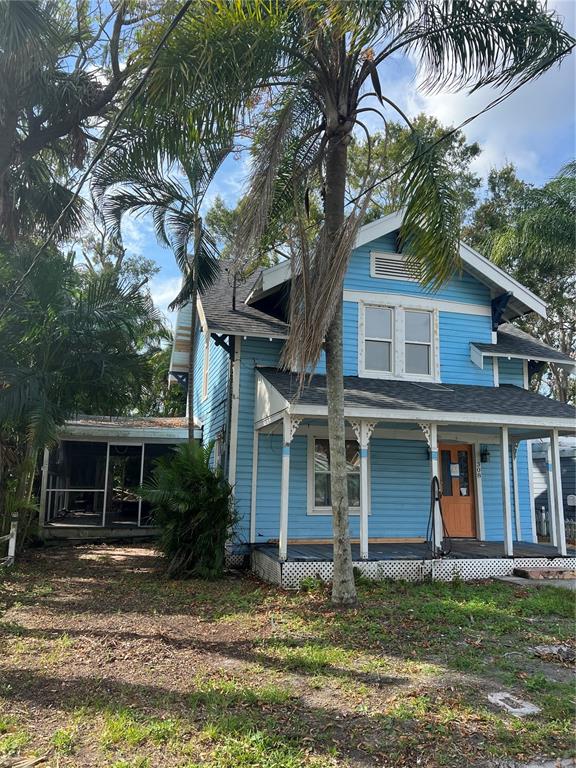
[0,239,163,546]
[137,0,573,604]
[92,135,229,441]
[490,162,576,402]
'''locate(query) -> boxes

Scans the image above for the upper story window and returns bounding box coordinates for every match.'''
[405,310,432,375]
[360,303,438,381]
[364,306,393,373]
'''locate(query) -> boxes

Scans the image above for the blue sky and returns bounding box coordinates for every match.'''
[121,0,575,328]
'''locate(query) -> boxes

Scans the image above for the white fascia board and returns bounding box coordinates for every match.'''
[245,260,291,305]
[459,242,547,319]
[60,425,198,441]
[287,404,575,430]
[354,210,405,248]
[470,344,576,372]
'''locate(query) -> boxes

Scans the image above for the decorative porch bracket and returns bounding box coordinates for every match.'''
[349,420,378,560]
[419,423,443,554]
[279,415,302,562]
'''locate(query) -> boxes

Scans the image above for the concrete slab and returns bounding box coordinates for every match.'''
[487,691,541,717]
[496,575,576,591]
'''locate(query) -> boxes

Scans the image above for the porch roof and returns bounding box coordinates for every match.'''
[471,323,575,370]
[60,415,200,441]
[256,368,576,430]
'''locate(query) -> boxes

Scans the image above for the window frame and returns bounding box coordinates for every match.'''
[404,309,433,377]
[307,432,369,516]
[362,304,394,376]
[358,301,439,382]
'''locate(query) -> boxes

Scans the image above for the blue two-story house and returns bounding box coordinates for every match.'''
[171,212,575,586]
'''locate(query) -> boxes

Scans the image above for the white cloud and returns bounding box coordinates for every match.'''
[149,275,182,330]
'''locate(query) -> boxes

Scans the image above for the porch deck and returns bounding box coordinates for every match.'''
[256,540,574,563]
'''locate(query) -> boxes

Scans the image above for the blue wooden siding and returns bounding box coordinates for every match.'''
[344,234,491,305]
[254,435,434,542]
[313,301,358,376]
[234,336,283,543]
[481,442,534,542]
[440,312,493,384]
[193,327,230,445]
[251,434,534,544]
[498,358,525,386]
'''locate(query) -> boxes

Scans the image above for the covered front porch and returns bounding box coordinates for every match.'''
[250,369,575,585]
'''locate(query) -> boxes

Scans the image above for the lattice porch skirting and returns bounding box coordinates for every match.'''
[251,550,576,589]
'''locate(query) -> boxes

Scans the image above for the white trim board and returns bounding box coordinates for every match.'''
[345,290,492,317]
[471,344,576,372]
[288,404,575,430]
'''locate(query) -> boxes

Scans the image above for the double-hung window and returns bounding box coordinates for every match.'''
[360,303,436,379]
[312,438,360,513]
[363,306,393,373]
[405,310,432,375]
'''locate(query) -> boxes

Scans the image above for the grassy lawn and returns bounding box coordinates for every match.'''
[0,545,574,767]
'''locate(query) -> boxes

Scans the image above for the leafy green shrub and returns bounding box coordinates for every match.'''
[140,442,236,579]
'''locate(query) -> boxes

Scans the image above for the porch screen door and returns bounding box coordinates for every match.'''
[438,443,476,538]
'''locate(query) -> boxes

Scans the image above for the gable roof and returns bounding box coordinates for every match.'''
[471,323,575,370]
[170,211,550,371]
[247,210,547,321]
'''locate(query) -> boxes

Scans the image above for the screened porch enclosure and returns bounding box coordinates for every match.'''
[44,440,177,527]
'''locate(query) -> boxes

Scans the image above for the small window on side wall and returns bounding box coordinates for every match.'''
[364,305,393,373]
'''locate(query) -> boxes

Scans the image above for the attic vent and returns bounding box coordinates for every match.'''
[371,251,420,282]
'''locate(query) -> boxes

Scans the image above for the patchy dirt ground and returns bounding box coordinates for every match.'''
[0,544,574,768]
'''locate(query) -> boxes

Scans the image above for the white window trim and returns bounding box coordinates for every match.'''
[363,305,394,375]
[306,432,370,516]
[358,300,440,382]
[201,333,210,401]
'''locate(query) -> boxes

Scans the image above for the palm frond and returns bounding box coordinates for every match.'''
[397,131,462,289]
[382,0,574,93]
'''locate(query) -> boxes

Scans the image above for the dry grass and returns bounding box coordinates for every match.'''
[0,544,574,767]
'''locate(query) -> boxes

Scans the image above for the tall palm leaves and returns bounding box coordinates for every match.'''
[92,133,230,440]
[135,0,573,604]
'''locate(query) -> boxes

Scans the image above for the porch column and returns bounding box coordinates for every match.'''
[38,447,50,528]
[279,414,301,562]
[500,426,514,556]
[550,428,567,556]
[546,442,558,546]
[351,421,377,560]
[511,442,522,541]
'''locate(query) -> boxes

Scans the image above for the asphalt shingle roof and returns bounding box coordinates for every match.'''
[473,323,575,366]
[201,270,289,338]
[258,368,576,421]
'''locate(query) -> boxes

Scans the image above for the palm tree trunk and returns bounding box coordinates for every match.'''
[324,133,356,606]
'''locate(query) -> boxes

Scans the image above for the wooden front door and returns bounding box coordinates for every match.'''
[439,443,476,538]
